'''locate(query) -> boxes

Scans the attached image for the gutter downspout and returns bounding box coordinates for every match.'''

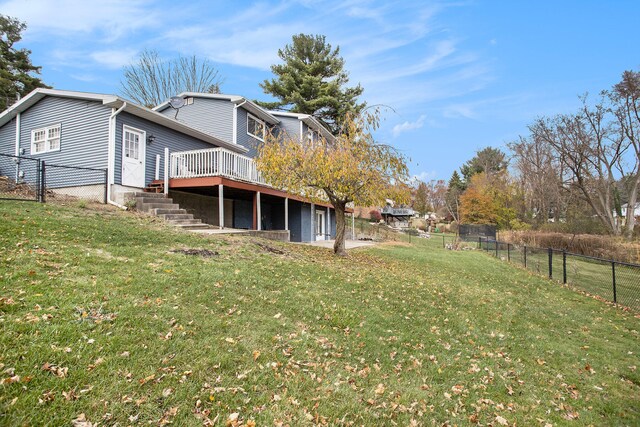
[14,113,20,156]
[15,113,20,182]
[107,102,127,209]
[232,99,248,145]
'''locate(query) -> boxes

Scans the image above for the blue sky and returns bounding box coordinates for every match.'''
[3,0,639,182]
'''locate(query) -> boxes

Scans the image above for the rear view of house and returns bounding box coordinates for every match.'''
[0,88,348,242]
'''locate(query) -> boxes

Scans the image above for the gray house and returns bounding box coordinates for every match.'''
[0,88,343,242]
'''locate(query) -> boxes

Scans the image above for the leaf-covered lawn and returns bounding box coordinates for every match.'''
[0,201,638,426]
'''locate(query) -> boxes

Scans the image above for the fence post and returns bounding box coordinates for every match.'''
[442,235,445,248]
[495,240,498,258]
[612,261,617,303]
[103,168,108,204]
[478,236,481,250]
[562,251,567,284]
[507,243,511,262]
[40,160,46,203]
[35,159,41,202]
[548,248,553,279]
[524,246,527,268]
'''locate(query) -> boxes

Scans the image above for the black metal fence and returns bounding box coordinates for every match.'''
[0,153,43,201]
[0,153,107,204]
[479,238,640,311]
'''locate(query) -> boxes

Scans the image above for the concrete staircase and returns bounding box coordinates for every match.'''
[132,192,212,230]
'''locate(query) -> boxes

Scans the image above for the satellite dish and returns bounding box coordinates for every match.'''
[168,96,186,119]
[169,96,185,109]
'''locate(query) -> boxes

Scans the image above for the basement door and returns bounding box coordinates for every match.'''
[122,126,145,188]
[315,209,326,241]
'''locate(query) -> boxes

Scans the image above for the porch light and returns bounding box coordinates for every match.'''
[147,134,156,145]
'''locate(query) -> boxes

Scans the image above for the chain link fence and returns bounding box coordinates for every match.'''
[0,153,43,201]
[479,238,640,311]
[44,163,107,203]
[0,154,107,204]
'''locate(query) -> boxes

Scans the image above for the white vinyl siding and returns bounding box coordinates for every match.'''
[247,113,265,141]
[31,124,61,154]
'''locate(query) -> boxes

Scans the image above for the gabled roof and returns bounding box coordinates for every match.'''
[0,88,247,154]
[268,111,335,142]
[154,92,280,125]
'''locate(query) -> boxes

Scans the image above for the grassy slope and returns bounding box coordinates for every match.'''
[0,201,638,426]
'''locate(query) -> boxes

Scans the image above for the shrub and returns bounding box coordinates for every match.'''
[499,230,640,263]
[369,209,382,221]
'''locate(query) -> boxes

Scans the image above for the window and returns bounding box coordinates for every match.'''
[307,129,321,144]
[31,124,61,154]
[247,114,265,141]
[123,128,141,160]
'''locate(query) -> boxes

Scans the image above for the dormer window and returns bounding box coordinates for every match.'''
[307,129,321,143]
[247,114,265,141]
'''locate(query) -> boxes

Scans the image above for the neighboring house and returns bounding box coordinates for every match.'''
[0,88,344,242]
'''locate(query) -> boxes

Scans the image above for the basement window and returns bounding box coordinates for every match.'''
[31,124,61,154]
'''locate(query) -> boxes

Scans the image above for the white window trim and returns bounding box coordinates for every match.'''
[30,123,61,155]
[247,113,265,142]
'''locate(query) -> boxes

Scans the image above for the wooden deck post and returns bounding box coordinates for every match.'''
[310,203,315,241]
[218,184,224,229]
[284,197,289,231]
[326,206,330,239]
[256,191,261,231]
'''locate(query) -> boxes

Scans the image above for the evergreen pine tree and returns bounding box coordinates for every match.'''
[258,34,365,135]
[0,15,49,111]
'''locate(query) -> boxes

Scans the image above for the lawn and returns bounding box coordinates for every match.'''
[0,201,638,426]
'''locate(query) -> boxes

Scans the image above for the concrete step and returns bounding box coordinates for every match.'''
[169,223,212,230]
[139,202,180,212]
[136,197,174,206]
[151,208,188,216]
[134,192,166,199]
[167,218,202,225]
[159,213,194,220]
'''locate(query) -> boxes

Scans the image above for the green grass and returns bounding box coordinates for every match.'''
[1,201,639,426]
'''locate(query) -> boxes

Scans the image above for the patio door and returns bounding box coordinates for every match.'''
[315,209,326,241]
[122,126,145,188]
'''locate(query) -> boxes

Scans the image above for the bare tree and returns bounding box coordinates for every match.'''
[120,49,224,108]
[509,134,564,224]
[528,94,628,235]
[610,70,640,238]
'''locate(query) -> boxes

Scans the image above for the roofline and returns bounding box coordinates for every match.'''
[105,100,247,153]
[0,88,119,128]
[153,92,280,125]
[0,88,247,154]
[270,111,335,142]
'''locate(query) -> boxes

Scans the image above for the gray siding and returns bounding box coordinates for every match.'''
[115,112,214,186]
[234,199,253,229]
[0,118,16,155]
[275,116,301,140]
[301,203,312,242]
[236,107,263,158]
[20,97,110,168]
[158,98,234,143]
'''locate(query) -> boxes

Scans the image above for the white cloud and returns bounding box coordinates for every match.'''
[393,115,427,137]
[0,0,159,40]
[90,49,138,69]
[412,170,437,182]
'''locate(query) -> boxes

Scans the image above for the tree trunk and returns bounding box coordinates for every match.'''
[624,174,640,240]
[333,200,347,256]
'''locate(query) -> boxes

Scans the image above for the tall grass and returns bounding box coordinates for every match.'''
[500,230,640,263]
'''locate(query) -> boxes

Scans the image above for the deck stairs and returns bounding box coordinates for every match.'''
[132,191,212,230]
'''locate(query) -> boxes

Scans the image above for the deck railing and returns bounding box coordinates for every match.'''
[169,147,266,185]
